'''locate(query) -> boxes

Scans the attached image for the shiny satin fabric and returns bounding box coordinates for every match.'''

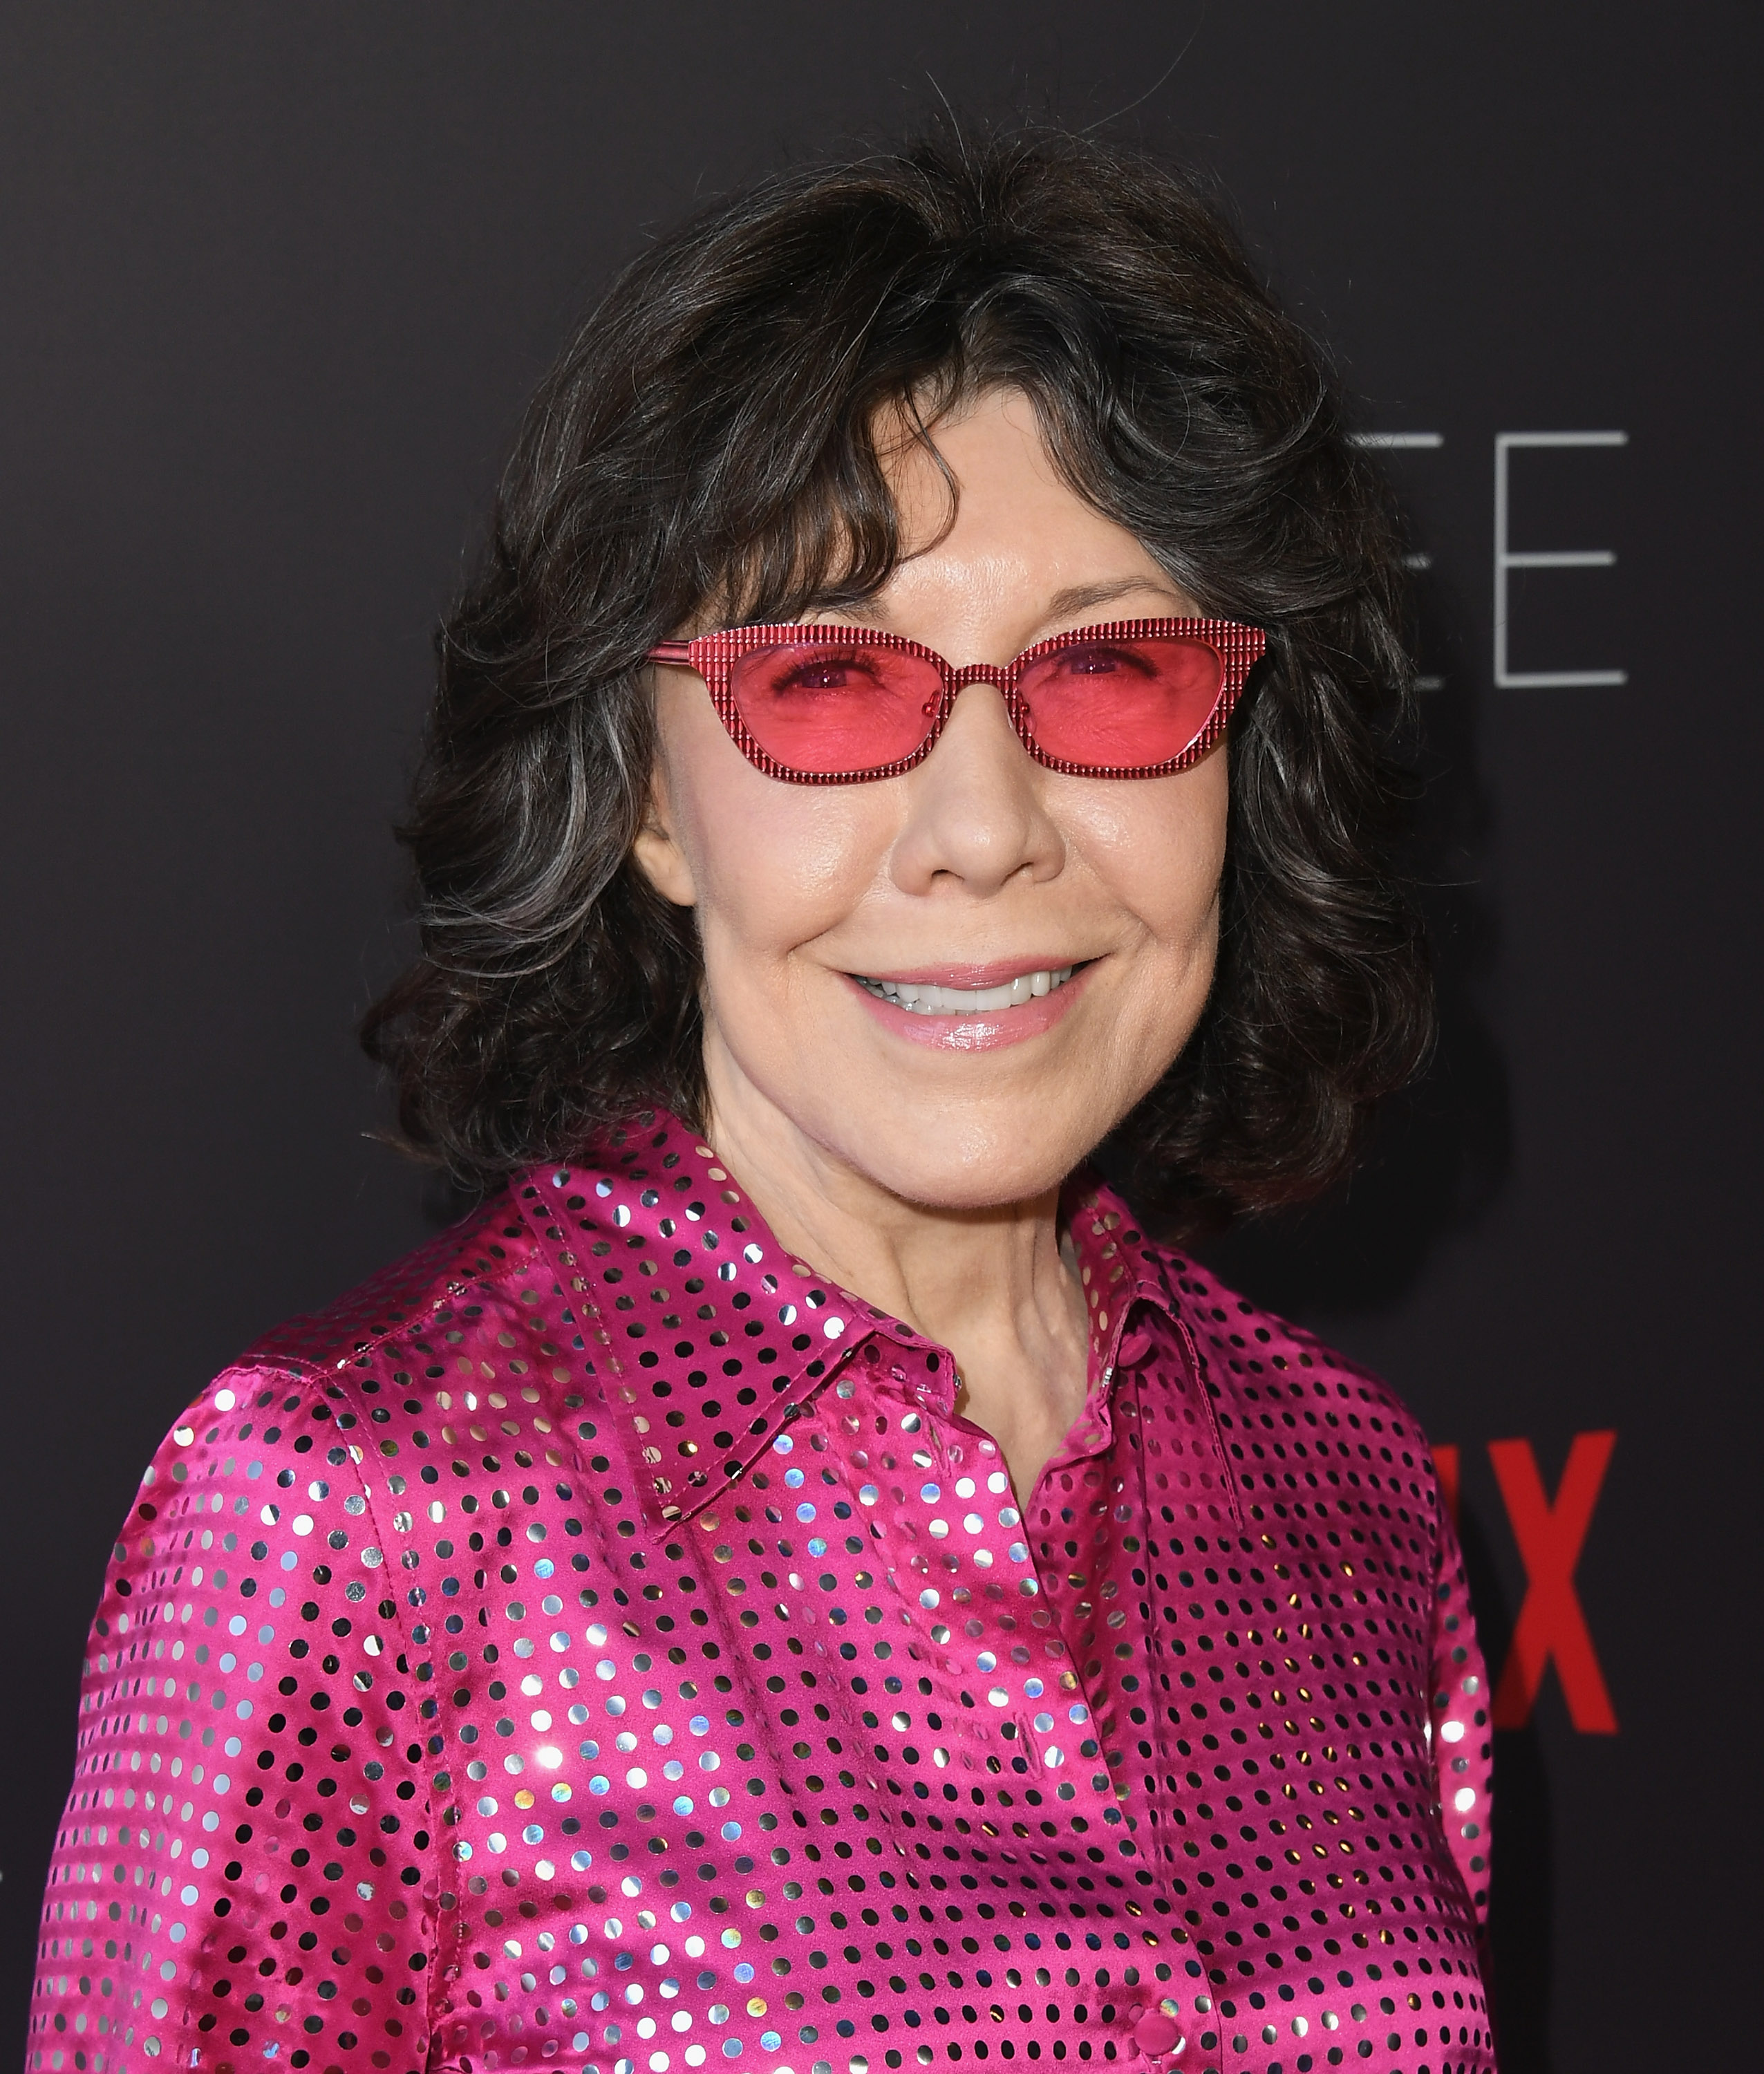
[30,1109,1494,2074]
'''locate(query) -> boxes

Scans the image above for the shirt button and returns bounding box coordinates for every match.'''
[1132,2008,1185,2058]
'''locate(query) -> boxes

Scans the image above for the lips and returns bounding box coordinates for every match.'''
[843,960,1091,1052]
[852,966,1078,1015]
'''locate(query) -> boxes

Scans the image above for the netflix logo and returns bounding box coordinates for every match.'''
[1432,1432,1618,1735]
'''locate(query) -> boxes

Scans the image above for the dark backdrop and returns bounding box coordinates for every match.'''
[2,5,1756,2066]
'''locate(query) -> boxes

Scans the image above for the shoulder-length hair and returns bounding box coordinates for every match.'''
[363,127,1432,1231]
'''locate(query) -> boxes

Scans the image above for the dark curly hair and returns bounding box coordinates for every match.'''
[363,127,1432,1231]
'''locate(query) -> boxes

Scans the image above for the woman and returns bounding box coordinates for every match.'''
[30,134,1493,2074]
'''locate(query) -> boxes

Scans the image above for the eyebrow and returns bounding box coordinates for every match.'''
[1044,578,1188,616]
[807,576,1187,627]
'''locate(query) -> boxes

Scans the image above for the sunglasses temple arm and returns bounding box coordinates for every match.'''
[646,642,694,665]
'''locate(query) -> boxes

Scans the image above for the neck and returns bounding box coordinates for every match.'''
[701,1067,1092,1503]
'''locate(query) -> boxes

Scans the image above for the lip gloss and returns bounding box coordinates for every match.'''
[844,962,1091,1052]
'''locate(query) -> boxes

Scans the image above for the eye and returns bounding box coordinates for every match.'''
[737,633,937,703]
[1050,642,1152,678]
[760,646,886,697]
[782,659,858,691]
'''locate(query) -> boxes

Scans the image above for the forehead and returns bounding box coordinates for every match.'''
[831,389,1183,629]
[883,389,1120,550]
[705,384,1182,638]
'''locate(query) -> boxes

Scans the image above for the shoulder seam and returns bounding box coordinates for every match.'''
[242,1235,543,1379]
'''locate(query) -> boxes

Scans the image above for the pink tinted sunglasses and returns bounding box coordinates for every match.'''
[645,617,1266,783]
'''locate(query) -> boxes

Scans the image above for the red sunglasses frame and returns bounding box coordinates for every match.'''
[645,616,1267,783]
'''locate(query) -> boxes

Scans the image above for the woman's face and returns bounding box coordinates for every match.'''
[634,387,1228,1211]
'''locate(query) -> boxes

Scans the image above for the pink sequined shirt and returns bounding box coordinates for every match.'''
[31,1110,1494,2074]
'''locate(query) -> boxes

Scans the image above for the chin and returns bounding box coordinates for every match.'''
[834,1108,1094,1213]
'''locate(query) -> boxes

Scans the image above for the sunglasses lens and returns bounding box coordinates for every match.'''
[1017,635,1228,769]
[728,642,944,774]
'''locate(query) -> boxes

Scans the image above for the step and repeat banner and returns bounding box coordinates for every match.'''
[0,7,1749,2072]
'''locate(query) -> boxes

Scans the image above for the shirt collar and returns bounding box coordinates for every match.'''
[514,1108,1184,1535]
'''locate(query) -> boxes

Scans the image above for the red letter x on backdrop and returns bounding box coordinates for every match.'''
[1488,1430,1619,1733]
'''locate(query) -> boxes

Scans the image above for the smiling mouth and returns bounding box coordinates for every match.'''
[852,966,1080,1015]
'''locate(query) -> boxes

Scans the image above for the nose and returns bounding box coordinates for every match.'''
[888,679,1065,898]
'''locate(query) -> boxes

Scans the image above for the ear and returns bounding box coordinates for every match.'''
[630,757,698,908]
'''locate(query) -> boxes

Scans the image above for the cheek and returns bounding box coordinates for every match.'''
[1076,755,1229,953]
[672,743,889,962]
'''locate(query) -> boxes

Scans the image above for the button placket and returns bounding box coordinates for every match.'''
[890,1414,1051,1717]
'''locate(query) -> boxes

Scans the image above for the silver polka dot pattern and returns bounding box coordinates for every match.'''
[30,1109,1493,2074]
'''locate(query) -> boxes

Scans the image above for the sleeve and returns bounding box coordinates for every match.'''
[1427,1487,1493,1930]
[28,1363,439,2074]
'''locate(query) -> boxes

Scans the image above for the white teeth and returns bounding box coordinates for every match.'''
[854,966,1078,1014]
